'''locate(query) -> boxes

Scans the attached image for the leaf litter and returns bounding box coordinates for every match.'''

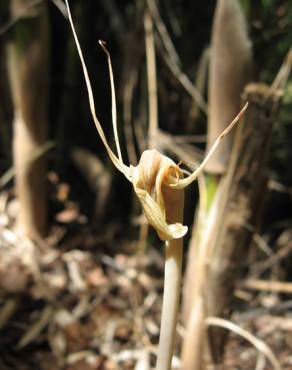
[0,173,291,370]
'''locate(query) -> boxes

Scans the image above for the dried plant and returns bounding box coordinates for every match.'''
[64,1,247,368]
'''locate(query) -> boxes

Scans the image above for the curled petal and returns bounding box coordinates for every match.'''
[134,187,187,241]
[132,150,187,241]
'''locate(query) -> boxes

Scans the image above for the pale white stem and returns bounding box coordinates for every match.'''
[156,238,183,370]
[144,10,158,149]
[173,102,249,189]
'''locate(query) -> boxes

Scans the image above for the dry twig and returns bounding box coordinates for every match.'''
[146,0,208,114]
[206,317,282,370]
[239,278,292,294]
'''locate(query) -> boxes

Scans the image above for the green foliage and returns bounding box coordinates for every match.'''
[261,0,273,9]
[12,18,36,54]
[270,82,292,185]
[205,174,219,211]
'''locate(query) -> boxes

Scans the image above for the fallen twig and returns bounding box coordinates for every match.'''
[206,317,282,370]
[239,278,292,294]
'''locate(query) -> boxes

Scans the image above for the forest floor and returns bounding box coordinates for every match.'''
[0,175,291,370]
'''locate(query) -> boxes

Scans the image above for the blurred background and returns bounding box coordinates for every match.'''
[0,0,292,369]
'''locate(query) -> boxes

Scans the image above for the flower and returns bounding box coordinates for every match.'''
[65,0,247,242]
[131,149,187,241]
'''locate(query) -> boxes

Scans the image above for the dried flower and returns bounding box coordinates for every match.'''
[64,0,247,243]
[64,2,248,369]
[131,149,187,241]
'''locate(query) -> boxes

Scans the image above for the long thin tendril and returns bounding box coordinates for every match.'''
[64,0,131,180]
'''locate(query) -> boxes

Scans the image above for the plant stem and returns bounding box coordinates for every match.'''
[156,237,183,370]
[144,9,158,149]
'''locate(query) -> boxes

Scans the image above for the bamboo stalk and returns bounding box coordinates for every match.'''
[182,2,252,368]
[182,82,283,370]
[205,83,282,363]
[7,0,49,239]
[206,0,252,174]
[0,29,13,168]
[181,297,206,370]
